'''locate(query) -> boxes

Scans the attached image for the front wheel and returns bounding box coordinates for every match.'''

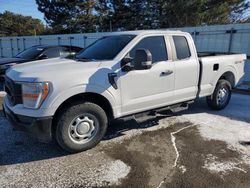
[206,79,232,110]
[56,102,108,153]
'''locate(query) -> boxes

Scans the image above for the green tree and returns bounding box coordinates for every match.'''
[36,0,97,34]
[158,0,250,28]
[36,0,249,33]
[243,17,250,23]
[96,0,136,31]
[97,0,249,31]
[0,11,45,37]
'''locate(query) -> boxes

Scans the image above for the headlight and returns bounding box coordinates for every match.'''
[22,82,49,109]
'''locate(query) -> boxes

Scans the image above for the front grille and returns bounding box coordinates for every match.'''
[5,76,22,106]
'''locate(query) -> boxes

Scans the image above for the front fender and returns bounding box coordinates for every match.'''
[48,84,120,118]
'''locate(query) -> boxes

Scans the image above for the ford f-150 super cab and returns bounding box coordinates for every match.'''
[3,30,246,152]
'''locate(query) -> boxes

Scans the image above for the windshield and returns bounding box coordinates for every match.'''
[76,35,135,61]
[15,46,44,59]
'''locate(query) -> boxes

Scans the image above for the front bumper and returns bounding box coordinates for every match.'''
[3,103,53,143]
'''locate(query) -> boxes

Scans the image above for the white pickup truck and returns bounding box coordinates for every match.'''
[3,30,246,152]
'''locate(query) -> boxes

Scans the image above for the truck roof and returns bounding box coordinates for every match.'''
[106,30,186,36]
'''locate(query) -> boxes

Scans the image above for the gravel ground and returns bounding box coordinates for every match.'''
[0,93,250,188]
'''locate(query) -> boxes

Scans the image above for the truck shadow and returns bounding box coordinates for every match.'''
[0,112,168,166]
[103,115,171,140]
[0,94,248,166]
[179,94,250,124]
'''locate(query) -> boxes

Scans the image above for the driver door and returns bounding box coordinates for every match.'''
[119,35,175,116]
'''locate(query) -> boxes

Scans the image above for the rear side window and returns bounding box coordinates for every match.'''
[59,47,71,58]
[173,36,191,60]
[43,47,60,58]
[129,36,168,63]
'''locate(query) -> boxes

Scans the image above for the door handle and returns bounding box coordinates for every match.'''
[161,70,173,76]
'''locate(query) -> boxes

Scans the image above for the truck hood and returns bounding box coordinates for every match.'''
[6,58,102,82]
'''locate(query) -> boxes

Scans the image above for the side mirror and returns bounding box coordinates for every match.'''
[38,54,48,60]
[121,56,134,72]
[134,49,152,70]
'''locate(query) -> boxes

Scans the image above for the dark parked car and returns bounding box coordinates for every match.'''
[0,45,82,82]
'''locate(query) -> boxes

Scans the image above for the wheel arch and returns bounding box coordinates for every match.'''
[218,71,235,89]
[51,92,115,135]
[53,92,114,119]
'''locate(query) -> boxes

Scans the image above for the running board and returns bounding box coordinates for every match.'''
[157,100,194,114]
[170,101,192,113]
[122,100,194,121]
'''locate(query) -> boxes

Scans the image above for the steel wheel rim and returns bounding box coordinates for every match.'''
[217,87,229,106]
[68,113,99,144]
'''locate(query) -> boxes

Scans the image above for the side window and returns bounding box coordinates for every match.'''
[173,36,191,60]
[129,36,168,63]
[43,47,60,58]
[59,47,71,58]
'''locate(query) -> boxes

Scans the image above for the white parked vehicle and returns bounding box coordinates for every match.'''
[3,30,246,152]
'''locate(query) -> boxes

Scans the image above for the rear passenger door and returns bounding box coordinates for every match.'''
[120,35,175,115]
[171,35,199,102]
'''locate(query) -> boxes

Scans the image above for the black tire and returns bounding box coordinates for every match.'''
[56,102,108,153]
[206,79,232,110]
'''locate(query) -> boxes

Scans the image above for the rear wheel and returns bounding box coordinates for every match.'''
[56,102,108,153]
[206,79,232,110]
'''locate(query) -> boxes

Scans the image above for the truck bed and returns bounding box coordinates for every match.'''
[198,53,246,98]
[197,52,235,58]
